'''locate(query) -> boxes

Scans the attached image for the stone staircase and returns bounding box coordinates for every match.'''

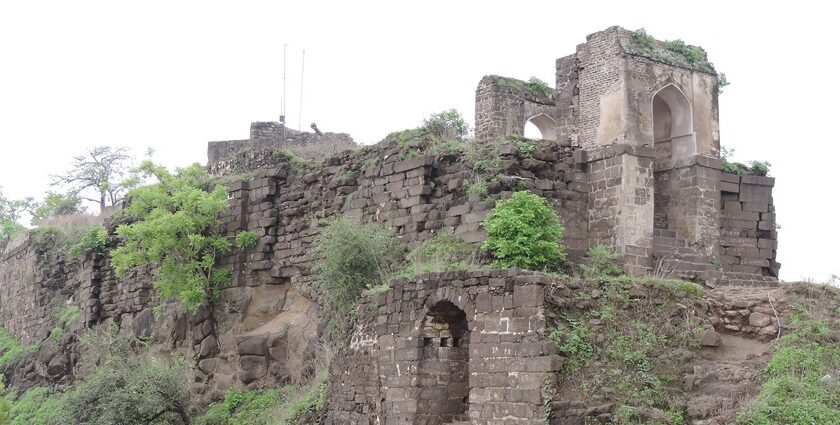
[653,230,777,287]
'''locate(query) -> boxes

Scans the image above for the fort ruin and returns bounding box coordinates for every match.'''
[0,26,786,425]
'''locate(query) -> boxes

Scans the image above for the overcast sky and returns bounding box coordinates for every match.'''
[1,1,837,282]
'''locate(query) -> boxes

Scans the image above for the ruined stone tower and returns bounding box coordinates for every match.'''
[475,26,778,280]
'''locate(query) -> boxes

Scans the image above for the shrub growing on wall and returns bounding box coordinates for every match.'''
[580,245,621,279]
[314,217,403,319]
[422,108,469,141]
[481,191,565,270]
[68,225,108,257]
[110,161,231,313]
[400,233,478,276]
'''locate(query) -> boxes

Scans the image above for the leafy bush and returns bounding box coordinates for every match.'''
[196,375,328,425]
[481,191,565,270]
[717,73,730,94]
[748,160,771,176]
[58,330,192,425]
[515,139,535,157]
[664,39,710,68]
[111,162,231,313]
[56,306,80,329]
[633,28,655,50]
[0,327,26,368]
[580,245,621,279]
[422,109,469,141]
[31,192,85,225]
[7,386,64,425]
[631,28,720,77]
[68,225,108,257]
[30,226,70,251]
[0,383,11,424]
[195,388,280,425]
[0,191,34,246]
[272,149,309,172]
[401,233,478,276]
[547,320,593,372]
[526,77,554,99]
[271,380,327,424]
[465,179,488,196]
[314,217,403,318]
[721,147,772,176]
[389,109,470,160]
[234,231,259,250]
[722,160,743,175]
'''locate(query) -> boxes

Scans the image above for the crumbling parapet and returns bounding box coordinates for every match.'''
[207,122,356,168]
[568,26,720,154]
[475,75,558,142]
[719,174,779,278]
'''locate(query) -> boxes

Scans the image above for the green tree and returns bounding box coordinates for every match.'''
[0,189,34,246]
[422,109,469,141]
[60,332,192,425]
[51,146,137,212]
[31,192,86,224]
[481,191,566,270]
[110,161,231,313]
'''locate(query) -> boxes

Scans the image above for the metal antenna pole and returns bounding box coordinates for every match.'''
[282,43,287,117]
[299,49,305,131]
[283,43,287,138]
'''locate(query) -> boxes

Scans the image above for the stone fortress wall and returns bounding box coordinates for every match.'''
[476,26,778,284]
[0,25,781,425]
[208,121,356,166]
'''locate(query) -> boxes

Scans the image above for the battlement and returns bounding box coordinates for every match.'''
[204,26,778,280]
[207,121,356,169]
[469,26,776,279]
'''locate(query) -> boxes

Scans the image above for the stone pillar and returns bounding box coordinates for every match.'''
[583,144,655,274]
[475,77,524,141]
[654,156,722,257]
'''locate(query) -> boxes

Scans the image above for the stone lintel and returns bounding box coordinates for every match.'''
[656,154,723,172]
[574,143,655,165]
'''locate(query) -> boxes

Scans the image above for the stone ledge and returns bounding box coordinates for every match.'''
[575,143,656,164]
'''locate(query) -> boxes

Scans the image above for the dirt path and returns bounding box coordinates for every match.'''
[684,284,788,424]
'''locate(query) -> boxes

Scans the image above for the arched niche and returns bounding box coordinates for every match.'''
[524,113,557,141]
[652,84,695,163]
[418,301,470,423]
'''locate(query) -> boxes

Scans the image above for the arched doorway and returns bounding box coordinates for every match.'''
[524,113,557,140]
[652,84,694,163]
[418,301,470,424]
[652,84,695,241]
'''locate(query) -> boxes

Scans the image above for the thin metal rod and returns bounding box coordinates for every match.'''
[283,43,287,138]
[299,49,305,131]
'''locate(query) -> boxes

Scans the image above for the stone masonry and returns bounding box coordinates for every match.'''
[325,270,562,425]
[208,121,356,166]
[474,26,779,280]
[0,25,782,425]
